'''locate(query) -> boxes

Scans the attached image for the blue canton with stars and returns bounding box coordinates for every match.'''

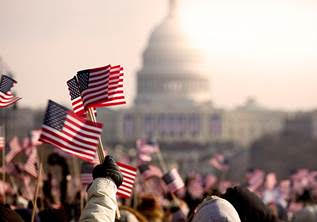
[77,70,90,93]
[0,75,16,94]
[67,77,81,100]
[43,100,69,131]
[162,172,174,185]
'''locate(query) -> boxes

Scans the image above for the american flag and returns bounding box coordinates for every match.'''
[138,164,163,180]
[39,100,103,162]
[77,65,125,108]
[67,76,86,117]
[209,153,229,172]
[80,162,94,186]
[162,168,184,193]
[67,76,96,118]
[0,136,4,151]
[5,136,23,163]
[136,138,159,163]
[117,162,137,199]
[0,75,21,108]
[31,130,42,146]
[24,147,38,177]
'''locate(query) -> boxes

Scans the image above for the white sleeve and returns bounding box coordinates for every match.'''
[80,178,118,222]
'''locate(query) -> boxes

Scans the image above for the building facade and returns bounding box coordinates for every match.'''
[98,0,286,148]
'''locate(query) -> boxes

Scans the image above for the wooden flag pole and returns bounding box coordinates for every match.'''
[87,108,104,163]
[86,107,120,219]
[156,149,168,173]
[31,162,43,222]
[1,124,6,204]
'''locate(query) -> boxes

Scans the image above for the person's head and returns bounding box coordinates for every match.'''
[137,194,164,222]
[296,189,316,206]
[116,205,148,222]
[221,186,279,222]
[38,208,68,222]
[0,205,24,222]
[189,196,241,222]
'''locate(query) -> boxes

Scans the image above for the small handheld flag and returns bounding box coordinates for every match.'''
[162,168,184,193]
[80,162,94,186]
[116,162,137,199]
[0,75,21,108]
[77,65,125,108]
[67,77,86,117]
[138,164,163,180]
[39,100,103,162]
[24,148,38,178]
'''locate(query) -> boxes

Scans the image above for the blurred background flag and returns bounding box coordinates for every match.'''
[209,153,229,171]
[0,134,4,151]
[138,163,163,180]
[5,136,23,163]
[39,100,103,162]
[0,75,21,108]
[116,161,137,199]
[23,147,38,178]
[80,162,94,186]
[162,168,184,193]
[136,138,159,163]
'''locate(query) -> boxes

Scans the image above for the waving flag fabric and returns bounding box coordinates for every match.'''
[80,162,94,186]
[162,168,184,193]
[0,136,4,151]
[6,136,23,163]
[39,100,103,162]
[0,75,21,108]
[136,138,159,163]
[24,148,38,177]
[77,65,125,108]
[117,162,137,199]
[138,164,163,180]
[67,76,86,117]
[67,76,96,118]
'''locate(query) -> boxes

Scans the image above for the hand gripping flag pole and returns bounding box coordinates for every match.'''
[86,107,121,219]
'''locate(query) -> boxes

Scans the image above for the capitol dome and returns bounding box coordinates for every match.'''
[135,0,211,107]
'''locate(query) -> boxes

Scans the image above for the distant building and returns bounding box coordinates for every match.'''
[99,0,287,148]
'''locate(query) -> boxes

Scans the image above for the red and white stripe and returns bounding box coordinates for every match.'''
[24,148,38,177]
[99,65,125,107]
[0,91,21,108]
[80,173,93,185]
[81,65,125,108]
[6,136,23,163]
[71,96,85,117]
[0,136,4,150]
[40,112,103,162]
[31,130,42,146]
[164,168,184,193]
[116,162,137,199]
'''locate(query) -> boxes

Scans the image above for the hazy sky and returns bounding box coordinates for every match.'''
[1,0,317,111]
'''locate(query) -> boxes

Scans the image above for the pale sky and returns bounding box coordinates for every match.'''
[1,0,317,111]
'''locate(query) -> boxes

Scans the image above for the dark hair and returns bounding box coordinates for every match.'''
[222,186,279,222]
[43,153,70,204]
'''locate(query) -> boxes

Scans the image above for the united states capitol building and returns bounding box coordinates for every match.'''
[99,0,286,149]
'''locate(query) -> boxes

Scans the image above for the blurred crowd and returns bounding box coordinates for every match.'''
[0,151,317,222]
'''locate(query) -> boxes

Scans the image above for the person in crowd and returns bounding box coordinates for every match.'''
[0,204,24,222]
[137,194,164,222]
[292,189,317,222]
[188,195,241,222]
[116,205,148,222]
[221,186,280,222]
[80,155,123,222]
[43,153,71,209]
